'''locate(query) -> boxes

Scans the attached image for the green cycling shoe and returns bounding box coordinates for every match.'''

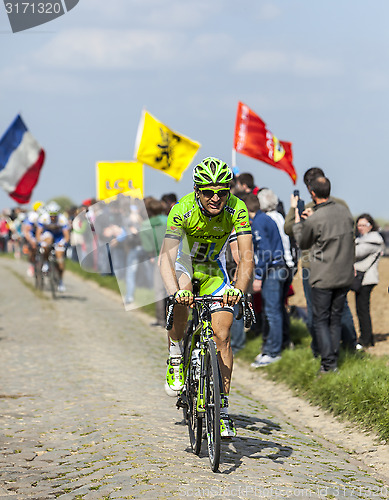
[220,415,236,439]
[165,355,184,396]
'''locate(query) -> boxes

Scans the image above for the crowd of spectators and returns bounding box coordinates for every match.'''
[0,172,387,373]
[232,168,386,372]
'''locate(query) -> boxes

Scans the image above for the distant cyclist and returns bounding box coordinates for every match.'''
[36,201,70,292]
[159,157,253,438]
[22,201,45,277]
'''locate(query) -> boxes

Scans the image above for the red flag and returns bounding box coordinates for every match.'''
[233,101,297,184]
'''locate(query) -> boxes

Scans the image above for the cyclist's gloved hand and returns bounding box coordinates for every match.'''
[174,289,194,307]
[223,287,243,306]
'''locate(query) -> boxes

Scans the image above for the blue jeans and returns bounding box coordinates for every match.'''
[302,268,357,356]
[261,266,288,357]
[312,287,348,370]
[262,266,294,349]
[230,304,245,354]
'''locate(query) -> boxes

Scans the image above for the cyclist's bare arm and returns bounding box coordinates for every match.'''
[230,239,240,266]
[222,233,253,307]
[23,225,35,247]
[159,237,194,308]
[229,238,239,283]
[159,237,180,295]
[234,233,254,293]
[62,228,70,245]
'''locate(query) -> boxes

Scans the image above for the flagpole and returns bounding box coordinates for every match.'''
[133,107,146,161]
[231,148,239,176]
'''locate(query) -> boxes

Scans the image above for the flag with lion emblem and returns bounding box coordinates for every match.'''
[134,110,201,181]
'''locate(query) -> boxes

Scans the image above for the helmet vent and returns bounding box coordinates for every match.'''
[209,160,217,174]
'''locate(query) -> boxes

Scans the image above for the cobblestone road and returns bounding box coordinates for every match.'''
[0,258,388,499]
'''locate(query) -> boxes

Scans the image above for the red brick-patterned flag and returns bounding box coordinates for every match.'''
[233,101,297,184]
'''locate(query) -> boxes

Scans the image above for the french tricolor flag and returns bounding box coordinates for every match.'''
[0,115,45,204]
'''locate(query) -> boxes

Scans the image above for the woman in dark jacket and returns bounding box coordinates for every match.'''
[354,214,385,349]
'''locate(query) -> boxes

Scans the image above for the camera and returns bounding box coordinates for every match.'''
[293,190,305,217]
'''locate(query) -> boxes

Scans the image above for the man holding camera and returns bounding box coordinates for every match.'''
[284,167,358,357]
[292,176,354,373]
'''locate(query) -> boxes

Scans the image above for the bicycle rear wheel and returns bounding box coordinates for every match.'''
[204,340,221,472]
[183,324,202,455]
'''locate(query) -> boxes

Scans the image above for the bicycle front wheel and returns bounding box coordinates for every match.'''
[183,325,202,455]
[185,371,203,455]
[204,340,221,472]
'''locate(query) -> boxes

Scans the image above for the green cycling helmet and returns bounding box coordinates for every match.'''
[193,157,233,186]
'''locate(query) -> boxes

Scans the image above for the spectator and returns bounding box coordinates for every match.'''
[105,199,127,279]
[123,199,143,305]
[380,224,389,256]
[140,197,168,326]
[234,173,260,196]
[225,232,246,353]
[93,200,114,275]
[247,193,288,367]
[284,167,357,355]
[161,193,177,215]
[0,210,10,252]
[258,188,295,350]
[70,206,88,262]
[293,176,354,373]
[353,214,385,349]
[234,190,263,335]
[12,211,27,259]
[227,190,254,352]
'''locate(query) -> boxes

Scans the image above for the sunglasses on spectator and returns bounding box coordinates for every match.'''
[198,187,230,198]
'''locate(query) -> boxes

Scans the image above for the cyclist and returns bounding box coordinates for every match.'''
[22,201,45,277]
[36,201,70,292]
[159,157,253,438]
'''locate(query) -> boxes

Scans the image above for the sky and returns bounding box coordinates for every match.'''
[0,0,388,219]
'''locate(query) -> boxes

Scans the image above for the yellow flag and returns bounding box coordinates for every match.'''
[96,162,144,200]
[134,110,201,181]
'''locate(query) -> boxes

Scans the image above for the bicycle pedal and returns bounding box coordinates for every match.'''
[176,396,187,409]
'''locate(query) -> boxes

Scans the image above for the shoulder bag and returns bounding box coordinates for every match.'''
[350,252,381,292]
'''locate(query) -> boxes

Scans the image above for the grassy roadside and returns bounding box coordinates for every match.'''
[66,259,121,294]
[237,320,389,442]
[65,259,156,315]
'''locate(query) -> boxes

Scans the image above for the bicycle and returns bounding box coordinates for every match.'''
[34,246,60,299]
[166,284,255,472]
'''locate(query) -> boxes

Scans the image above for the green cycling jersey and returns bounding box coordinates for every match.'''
[164,192,251,294]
